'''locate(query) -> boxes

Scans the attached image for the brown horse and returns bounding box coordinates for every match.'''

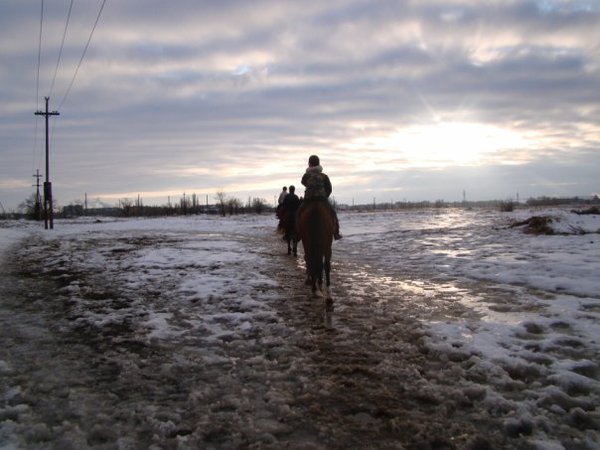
[280,209,298,256]
[296,199,335,305]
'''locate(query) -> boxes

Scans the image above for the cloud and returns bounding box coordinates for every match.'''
[1,0,599,210]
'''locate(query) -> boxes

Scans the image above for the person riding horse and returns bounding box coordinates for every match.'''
[275,186,287,220]
[281,185,301,240]
[298,155,342,240]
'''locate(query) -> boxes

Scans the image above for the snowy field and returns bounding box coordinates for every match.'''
[0,207,599,449]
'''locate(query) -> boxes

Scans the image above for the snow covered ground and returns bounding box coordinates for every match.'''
[0,207,599,449]
[338,207,600,448]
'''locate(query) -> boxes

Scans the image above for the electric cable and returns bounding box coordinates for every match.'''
[49,0,74,98]
[36,0,44,109]
[58,0,107,109]
[32,0,45,174]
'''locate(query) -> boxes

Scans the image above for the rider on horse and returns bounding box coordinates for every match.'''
[280,185,301,241]
[299,155,342,240]
[275,186,287,220]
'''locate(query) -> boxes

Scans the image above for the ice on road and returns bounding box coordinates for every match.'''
[1,208,599,449]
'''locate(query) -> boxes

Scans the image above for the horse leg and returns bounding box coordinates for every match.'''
[325,295,333,311]
[312,278,323,298]
[324,240,332,287]
[322,258,333,309]
[323,256,333,303]
[293,238,298,257]
[309,263,322,297]
[287,238,291,255]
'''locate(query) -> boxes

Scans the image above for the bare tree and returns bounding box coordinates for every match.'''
[120,198,134,217]
[227,197,242,215]
[215,191,227,216]
[251,197,268,214]
[17,194,40,219]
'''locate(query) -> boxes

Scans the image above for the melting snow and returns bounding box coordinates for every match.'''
[0,207,599,448]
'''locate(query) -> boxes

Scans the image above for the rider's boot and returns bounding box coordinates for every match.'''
[334,221,342,240]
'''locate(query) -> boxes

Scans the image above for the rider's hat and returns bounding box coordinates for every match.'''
[308,155,320,166]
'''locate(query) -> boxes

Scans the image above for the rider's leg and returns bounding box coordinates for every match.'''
[328,202,342,240]
[334,217,342,240]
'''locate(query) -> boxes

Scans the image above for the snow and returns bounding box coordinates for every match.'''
[1,207,599,448]
[337,206,600,447]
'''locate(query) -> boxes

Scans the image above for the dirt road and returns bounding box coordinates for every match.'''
[0,224,524,449]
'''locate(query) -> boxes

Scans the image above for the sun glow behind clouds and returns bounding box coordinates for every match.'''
[348,122,532,169]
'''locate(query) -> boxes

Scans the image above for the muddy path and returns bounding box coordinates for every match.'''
[265,235,507,449]
[0,225,513,449]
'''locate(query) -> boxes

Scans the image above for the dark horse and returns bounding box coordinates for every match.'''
[280,209,298,256]
[296,199,335,306]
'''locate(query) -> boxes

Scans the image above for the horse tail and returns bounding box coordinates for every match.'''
[298,200,335,286]
[305,202,327,279]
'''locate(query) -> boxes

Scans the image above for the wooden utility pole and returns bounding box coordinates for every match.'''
[35,97,59,229]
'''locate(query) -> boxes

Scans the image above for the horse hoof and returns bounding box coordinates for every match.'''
[325,298,334,311]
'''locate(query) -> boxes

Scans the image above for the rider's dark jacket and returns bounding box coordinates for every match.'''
[301,165,332,200]
[281,193,301,213]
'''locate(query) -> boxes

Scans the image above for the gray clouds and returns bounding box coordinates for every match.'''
[1,0,599,209]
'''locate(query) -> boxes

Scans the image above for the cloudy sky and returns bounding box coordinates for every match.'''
[1,0,599,210]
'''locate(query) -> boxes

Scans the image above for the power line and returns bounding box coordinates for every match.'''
[49,0,74,98]
[31,0,107,190]
[58,0,107,109]
[32,0,45,174]
[36,0,44,109]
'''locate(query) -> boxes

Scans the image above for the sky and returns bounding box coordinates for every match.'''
[1,0,599,211]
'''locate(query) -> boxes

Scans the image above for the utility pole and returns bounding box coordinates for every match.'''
[32,170,43,220]
[35,97,59,229]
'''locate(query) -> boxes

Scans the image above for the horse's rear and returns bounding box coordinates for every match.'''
[296,200,335,303]
[281,210,298,256]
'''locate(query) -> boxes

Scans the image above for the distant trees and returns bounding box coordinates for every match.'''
[180,193,203,215]
[214,191,227,216]
[77,191,272,218]
[338,195,600,212]
[226,197,243,215]
[251,197,269,214]
[17,193,43,220]
[214,191,269,216]
[499,200,515,212]
[525,196,599,207]
[7,191,273,220]
[10,191,599,221]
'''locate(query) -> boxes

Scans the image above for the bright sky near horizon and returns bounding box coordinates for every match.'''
[1,0,599,211]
